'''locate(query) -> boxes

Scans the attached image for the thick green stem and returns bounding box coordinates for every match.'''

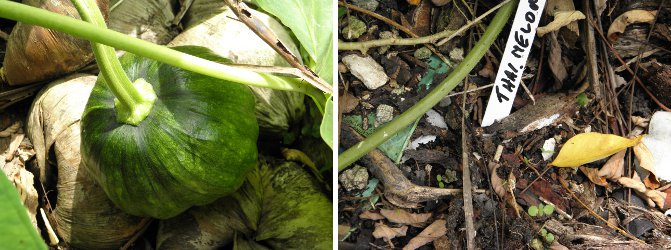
[338,0,517,171]
[0,1,321,102]
[72,0,156,125]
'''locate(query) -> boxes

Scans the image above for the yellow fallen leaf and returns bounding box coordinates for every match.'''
[551,133,643,167]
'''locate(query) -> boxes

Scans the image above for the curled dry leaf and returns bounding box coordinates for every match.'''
[402,219,447,250]
[634,142,659,189]
[489,162,509,198]
[598,150,626,180]
[607,10,657,41]
[372,222,408,241]
[1,0,108,86]
[360,210,386,220]
[631,116,650,128]
[537,11,586,36]
[617,176,666,208]
[380,209,431,227]
[580,167,608,187]
[551,133,643,168]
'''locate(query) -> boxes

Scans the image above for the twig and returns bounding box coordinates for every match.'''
[120,218,153,250]
[626,0,665,132]
[340,126,485,207]
[587,17,671,112]
[0,121,20,137]
[338,0,512,52]
[339,1,516,170]
[40,208,59,246]
[461,89,476,250]
[223,0,332,93]
[446,83,494,97]
[519,79,535,105]
[558,178,645,243]
[337,2,453,67]
[436,0,512,46]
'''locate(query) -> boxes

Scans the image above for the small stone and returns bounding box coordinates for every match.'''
[449,47,464,62]
[341,16,366,40]
[339,165,369,191]
[342,54,389,90]
[361,102,374,109]
[414,47,432,60]
[438,96,451,107]
[375,104,394,126]
[351,0,379,11]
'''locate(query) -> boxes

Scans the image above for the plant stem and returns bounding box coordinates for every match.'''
[72,0,156,125]
[338,0,517,171]
[0,1,322,101]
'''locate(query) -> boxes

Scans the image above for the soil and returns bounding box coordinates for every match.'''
[338,0,671,249]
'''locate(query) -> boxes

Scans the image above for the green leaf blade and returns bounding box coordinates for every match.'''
[320,96,333,149]
[0,174,47,250]
[250,0,333,85]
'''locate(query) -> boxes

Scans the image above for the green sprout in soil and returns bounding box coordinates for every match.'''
[528,202,555,217]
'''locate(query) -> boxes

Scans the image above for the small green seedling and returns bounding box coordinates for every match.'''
[540,228,555,243]
[576,92,590,107]
[437,175,445,188]
[528,202,555,217]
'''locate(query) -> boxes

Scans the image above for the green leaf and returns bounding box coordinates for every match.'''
[320,96,333,149]
[543,204,555,216]
[538,203,545,216]
[251,0,333,85]
[436,175,443,182]
[0,174,47,250]
[528,206,539,217]
[540,228,547,236]
[545,232,555,243]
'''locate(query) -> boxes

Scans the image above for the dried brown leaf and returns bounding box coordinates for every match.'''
[580,166,608,187]
[380,209,431,227]
[645,190,666,208]
[340,92,359,114]
[537,11,586,36]
[402,219,447,250]
[608,10,657,41]
[599,150,626,180]
[631,116,650,128]
[360,210,385,220]
[372,222,408,240]
[338,224,351,240]
[618,177,647,193]
[488,162,508,199]
[634,142,660,189]
[634,142,656,175]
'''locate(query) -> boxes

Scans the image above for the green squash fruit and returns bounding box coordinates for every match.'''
[27,74,146,249]
[81,46,259,219]
[156,160,333,249]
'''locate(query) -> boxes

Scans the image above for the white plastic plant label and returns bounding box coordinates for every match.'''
[481,0,547,127]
